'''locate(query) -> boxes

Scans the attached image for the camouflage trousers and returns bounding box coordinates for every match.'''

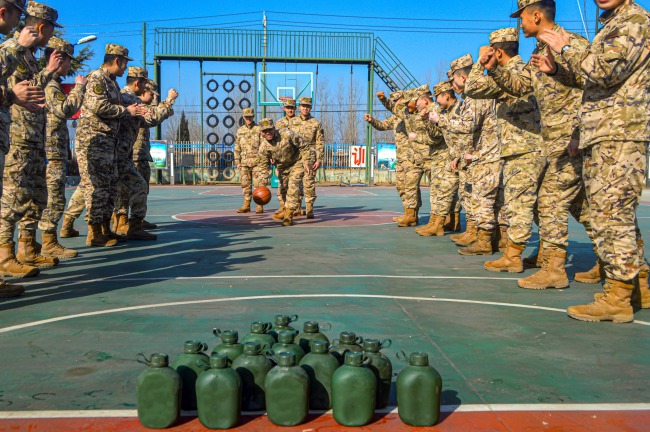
[430,153,460,217]
[135,160,151,196]
[38,159,67,232]
[278,162,305,212]
[469,160,503,231]
[496,179,507,228]
[501,151,544,245]
[537,152,593,251]
[239,165,265,201]
[114,157,148,219]
[403,158,430,209]
[458,164,474,222]
[77,135,116,225]
[394,158,405,203]
[302,151,318,205]
[64,184,86,221]
[0,150,4,201]
[583,141,647,281]
[0,144,47,243]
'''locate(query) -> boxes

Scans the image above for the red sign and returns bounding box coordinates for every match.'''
[61,83,81,120]
[350,146,366,168]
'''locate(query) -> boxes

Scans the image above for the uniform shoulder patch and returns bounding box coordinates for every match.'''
[16,63,27,73]
[55,91,66,102]
[93,84,105,95]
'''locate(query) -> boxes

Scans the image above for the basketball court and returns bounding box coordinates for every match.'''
[0,185,648,431]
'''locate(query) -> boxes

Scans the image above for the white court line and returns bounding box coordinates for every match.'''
[1,293,649,334]
[2,403,650,419]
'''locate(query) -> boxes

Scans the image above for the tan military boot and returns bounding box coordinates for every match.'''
[454,222,478,247]
[596,263,650,309]
[282,208,294,226]
[523,240,544,268]
[517,249,569,290]
[397,208,418,227]
[451,220,476,245]
[415,214,437,235]
[16,236,59,268]
[110,212,118,232]
[484,241,525,273]
[306,203,314,219]
[256,205,264,214]
[41,231,78,259]
[60,216,80,238]
[142,219,158,229]
[393,206,406,223]
[459,229,494,256]
[0,280,25,298]
[115,214,129,236]
[497,226,508,252]
[0,243,39,278]
[444,213,461,233]
[86,223,118,247]
[236,199,251,213]
[574,247,604,284]
[417,215,446,237]
[567,279,634,323]
[127,218,157,240]
[103,220,126,243]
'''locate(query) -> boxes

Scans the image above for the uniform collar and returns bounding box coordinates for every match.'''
[505,55,522,67]
[245,122,257,129]
[536,23,561,50]
[100,66,116,80]
[300,114,311,120]
[599,1,632,24]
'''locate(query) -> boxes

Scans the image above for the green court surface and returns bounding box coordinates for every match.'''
[0,185,649,431]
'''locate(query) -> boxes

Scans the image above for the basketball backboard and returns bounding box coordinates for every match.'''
[258,72,314,107]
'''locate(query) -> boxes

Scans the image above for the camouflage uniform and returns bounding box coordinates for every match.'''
[273,100,297,208]
[234,108,264,202]
[368,114,408,202]
[257,119,310,212]
[294,97,324,207]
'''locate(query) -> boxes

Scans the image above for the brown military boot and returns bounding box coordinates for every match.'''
[523,240,544,268]
[484,241,525,273]
[16,235,59,268]
[115,214,129,236]
[0,243,39,278]
[103,220,126,243]
[236,199,251,213]
[517,249,569,290]
[451,220,476,245]
[110,212,118,232]
[596,263,650,309]
[454,222,478,247]
[41,231,77,259]
[306,203,314,219]
[397,208,418,227]
[282,208,294,226]
[415,214,437,235]
[567,279,634,323]
[60,216,80,238]
[127,218,157,240]
[417,215,446,237]
[256,205,264,214]
[497,226,508,252]
[574,246,604,284]
[142,219,158,229]
[458,229,494,256]
[0,280,25,298]
[443,213,461,232]
[86,223,118,247]
[393,206,406,222]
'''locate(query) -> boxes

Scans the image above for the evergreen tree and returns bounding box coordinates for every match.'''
[177,111,190,142]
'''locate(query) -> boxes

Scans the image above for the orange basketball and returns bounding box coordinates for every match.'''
[252,186,272,205]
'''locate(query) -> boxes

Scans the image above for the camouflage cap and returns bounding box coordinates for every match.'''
[127,66,148,79]
[389,90,405,102]
[450,54,474,73]
[446,69,453,80]
[105,44,134,61]
[414,84,432,98]
[242,107,255,117]
[404,88,417,102]
[5,1,27,14]
[433,81,453,97]
[490,28,519,44]
[259,117,275,131]
[144,79,159,96]
[26,1,62,28]
[47,36,74,58]
[283,98,296,107]
[299,96,312,106]
[510,0,543,18]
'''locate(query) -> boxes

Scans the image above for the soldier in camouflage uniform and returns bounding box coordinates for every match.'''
[234,107,264,214]
[485,0,595,289]
[37,37,86,260]
[257,118,310,226]
[535,0,649,322]
[432,54,503,256]
[465,28,544,273]
[294,97,324,219]
[273,98,297,219]
[0,1,63,280]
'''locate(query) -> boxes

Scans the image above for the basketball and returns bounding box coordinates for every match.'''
[252,186,272,205]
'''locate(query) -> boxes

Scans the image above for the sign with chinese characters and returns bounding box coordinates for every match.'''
[350,146,366,168]
[150,141,168,169]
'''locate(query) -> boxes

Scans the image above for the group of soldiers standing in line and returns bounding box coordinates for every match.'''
[365,0,649,323]
[0,0,178,299]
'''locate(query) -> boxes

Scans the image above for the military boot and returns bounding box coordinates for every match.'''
[127,218,157,241]
[484,241,525,273]
[115,214,129,236]
[454,222,478,247]
[417,215,446,237]
[0,243,39,278]
[567,279,634,323]
[256,205,264,214]
[0,280,25,298]
[443,213,461,232]
[574,247,604,284]
[236,199,251,213]
[273,209,285,220]
[41,231,78,259]
[397,208,418,227]
[306,203,314,219]
[517,249,569,290]
[415,214,437,235]
[458,229,494,256]
[282,208,294,226]
[594,264,650,309]
[497,226,508,252]
[60,216,79,238]
[142,219,158,229]
[103,220,126,243]
[110,212,118,232]
[16,235,59,268]
[86,223,118,247]
[451,220,476,245]
[393,206,406,223]
[523,240,544,268]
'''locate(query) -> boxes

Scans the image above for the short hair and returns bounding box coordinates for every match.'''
[103,54,124,66]
[453,66,472,78]
[528,0,556,21]
[441,90,456,99]
[0,0,19,12]
[126,76,144,86]
[492,41,519,57]
[25,16,50,28]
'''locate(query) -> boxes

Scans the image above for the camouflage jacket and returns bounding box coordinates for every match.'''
[293,115,325,161]
[368,115,408,160]
[557,2,650,147]
[275,115,295,131]
[438,94,501,165]
[465,58,542,158]
[258,128,309,175]
[45,78,85,160]
[234,122,262,167]
[76,67,128,147]
[436,98,472,164]
[488,24,588,156]
[0,39,26,153]
[132,100,175,161]
[394,104,446,164]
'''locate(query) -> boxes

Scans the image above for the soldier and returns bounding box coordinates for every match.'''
[483,0,595,289]
[431,54,503,256]
[257,118,310,226]
[234,107,264,214]
[464,28,544,272]
[272,98,297,219]
[534,0,649,322]
[293,97,324,219]
[37,37,86,259]
[75,44,147,247]
[0,1,63,281]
